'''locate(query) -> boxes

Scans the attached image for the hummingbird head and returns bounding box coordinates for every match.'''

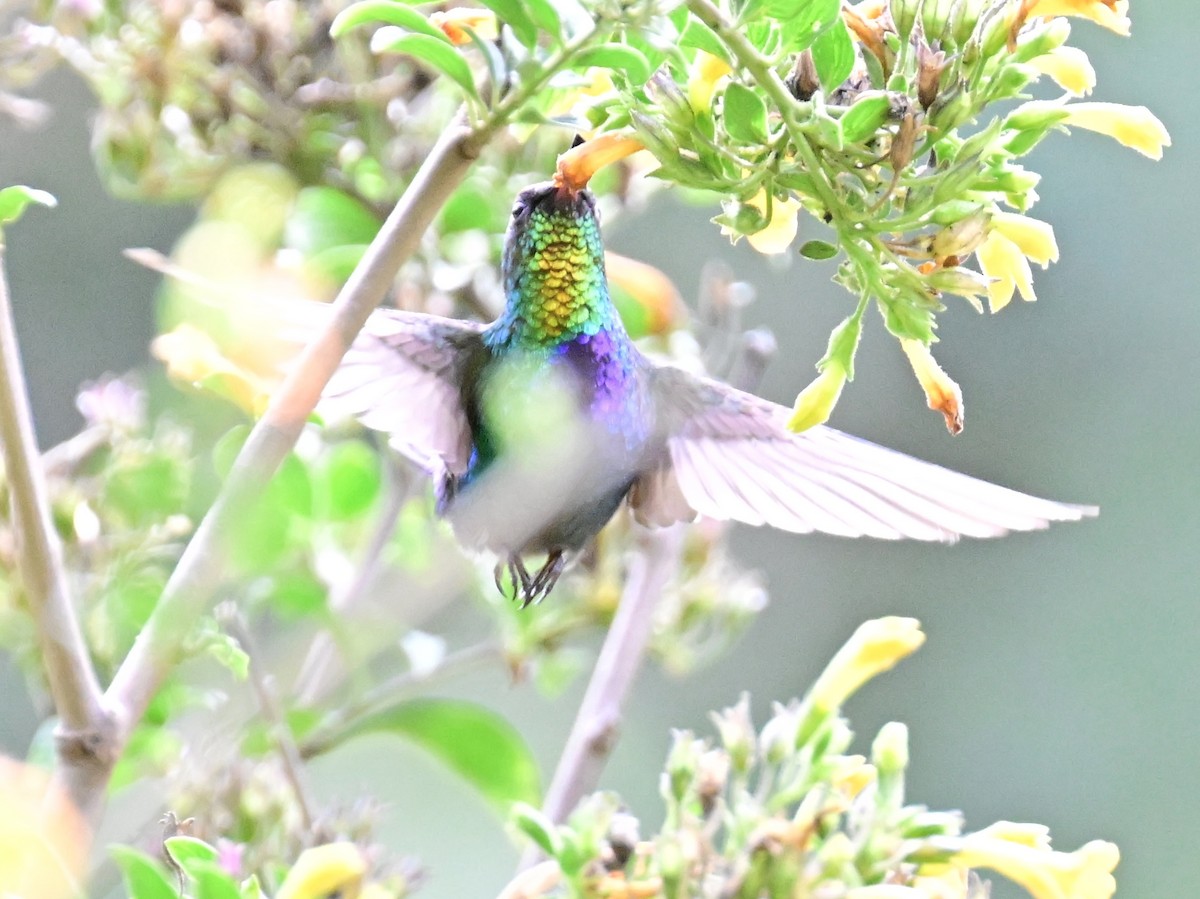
[498,182,613,343]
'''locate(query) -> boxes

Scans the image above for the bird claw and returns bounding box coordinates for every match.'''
[495,550,567,607]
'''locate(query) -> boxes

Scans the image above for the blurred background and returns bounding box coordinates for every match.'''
[0,4,1195,897]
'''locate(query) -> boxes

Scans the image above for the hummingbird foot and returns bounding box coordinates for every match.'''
[494,555,534,603]
[524,549,567,608]
[494,550,568,607]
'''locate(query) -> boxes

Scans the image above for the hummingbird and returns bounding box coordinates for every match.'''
[323,180,1095,605]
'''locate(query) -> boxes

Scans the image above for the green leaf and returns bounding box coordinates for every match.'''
[573,44,652,84]
[511,802,563,857]
[679,19,731,62]
[339,699,541,815]
[318,440,382,520]
[203,628,250,680]
[800,239,839,260]
[331,0,448,40]
[773,0,840,52]
[285,187,381,257]
[195,866,242,899]
[370,30,480,100]
[840,92,891,143]
[0,185,56,227]
[440,180,508,234]
[722,81,769,144]
[523,0,562,43]
[305,244,369,283]
[811,21,855,93]
[111,845,178,899]
[476,0,537,48]
[164,836,219,875]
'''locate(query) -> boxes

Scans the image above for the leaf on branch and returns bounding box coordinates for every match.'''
[330,0,450,41]
[0,185,56,228]
[369,30,481,102]
[334,698,541,816]
[574,44,653,85]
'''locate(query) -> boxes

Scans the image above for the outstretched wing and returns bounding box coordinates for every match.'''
[631,366,1097,540]
[321,309,485,475]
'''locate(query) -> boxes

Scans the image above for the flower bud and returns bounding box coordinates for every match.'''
[871,721,910,776]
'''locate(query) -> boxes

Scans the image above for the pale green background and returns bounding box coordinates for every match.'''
[0,6,1194,897]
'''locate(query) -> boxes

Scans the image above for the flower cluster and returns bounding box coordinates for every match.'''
[509,618,1119,899]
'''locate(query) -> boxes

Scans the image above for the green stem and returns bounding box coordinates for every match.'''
[685,0,841,215]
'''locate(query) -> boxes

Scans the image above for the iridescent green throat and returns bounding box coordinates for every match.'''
[490,184,617,348]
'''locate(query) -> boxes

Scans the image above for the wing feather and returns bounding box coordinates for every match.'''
[320,308,484,475]
[631,365,1096,541]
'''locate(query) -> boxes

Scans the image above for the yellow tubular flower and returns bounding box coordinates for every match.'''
[950,830,1119,899]
[275,843,367,899]
[686,50,733,113]
[1028,45,1096,96]
[808,617,925,712]
[991,212,1059,267]
[745,189,802,255]
[787,363,847,432]
[1061,102,1172,160]
[152,324,278,415]
[976,231,1035,312]
[1024,0,1130,35]
[901,339,964,435]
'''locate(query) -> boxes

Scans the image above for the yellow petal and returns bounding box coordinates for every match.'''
[809,617,925,712]
[952,832,1119,899]
[687,50,733,113]
[787,363,847,432]
[991,212,1059,267]
[276,843,367,899]
[901,339,964,435]
[1028,45,1096,96]
[831,755,877,799]
[0,756,89,899]
[1024,0,1130,35]
[976,231,1035,313]
[975,821,1053,851]
[1062,102,1172,160]
[911,867,972,899]
[746,190,802,255]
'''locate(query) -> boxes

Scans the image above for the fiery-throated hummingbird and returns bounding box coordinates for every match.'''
[324,180,1095,604]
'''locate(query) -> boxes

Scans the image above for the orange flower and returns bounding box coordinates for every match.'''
[555,133,644,193]
[429,8,498,44]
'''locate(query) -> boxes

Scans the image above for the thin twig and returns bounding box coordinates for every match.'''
[298,640,503,759]
[527,523,684,858]
[105,121,485,742]
[0,244,110,816]
[217,604,317,832]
